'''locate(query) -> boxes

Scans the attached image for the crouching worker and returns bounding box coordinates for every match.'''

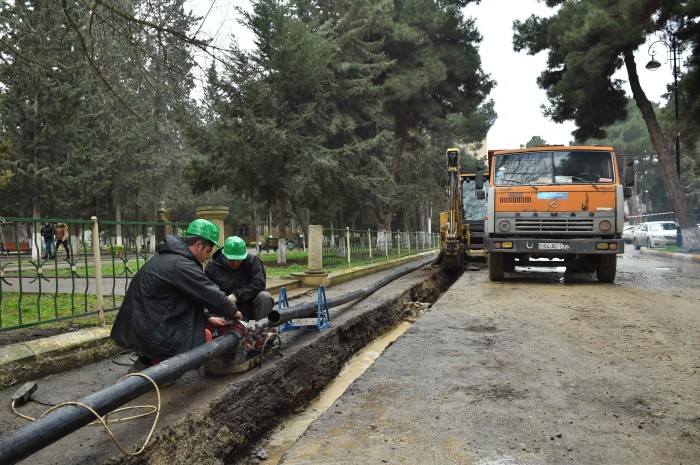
[206,236,274,322]
[111,219,241,373]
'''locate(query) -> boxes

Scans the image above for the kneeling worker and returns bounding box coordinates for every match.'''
[206,236,274,322]
[111,219,241,373]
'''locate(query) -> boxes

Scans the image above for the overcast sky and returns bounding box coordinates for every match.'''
[186,0,674,150]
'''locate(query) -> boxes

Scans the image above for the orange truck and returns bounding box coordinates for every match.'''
[475,145,635,282]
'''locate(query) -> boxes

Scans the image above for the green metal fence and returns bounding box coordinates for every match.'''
[322,228,439,269]
[0,216,188,332]
[0,217,439,332]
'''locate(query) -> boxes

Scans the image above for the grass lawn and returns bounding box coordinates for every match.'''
[0,248,436,331]
[0,292,122,329]
[661,245,700,254]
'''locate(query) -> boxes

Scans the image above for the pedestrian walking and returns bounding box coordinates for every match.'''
[40,222,54,260]
[55,222,70,259]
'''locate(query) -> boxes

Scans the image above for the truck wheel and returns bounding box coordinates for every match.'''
[488,252,505,281]
[596,254,617,283]
[503,255,515,272]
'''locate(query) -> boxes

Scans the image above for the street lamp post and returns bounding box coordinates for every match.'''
[646,34,684,245]
[646,36,682,178]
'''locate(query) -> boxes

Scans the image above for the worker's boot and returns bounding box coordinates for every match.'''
[127,355,153,374]
[128,355,175,388]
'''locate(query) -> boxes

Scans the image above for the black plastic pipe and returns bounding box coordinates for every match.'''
[268,257,434,325]
[0,332,241,465]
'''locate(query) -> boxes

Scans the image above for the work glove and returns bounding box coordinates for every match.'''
[227,293,237,305]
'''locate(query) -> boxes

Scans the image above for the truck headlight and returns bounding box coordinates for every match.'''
[498,219,511,232]
[599,219,612,231]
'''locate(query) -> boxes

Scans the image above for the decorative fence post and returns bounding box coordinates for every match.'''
[195,206,229,252]
[91,216,105,326]
[368,229,372,263]
[290,225,328,287]
[346,227,351,265]
[308,225,323,272]
[384,230,388,259]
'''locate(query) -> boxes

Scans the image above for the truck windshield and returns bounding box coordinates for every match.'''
[462,178,487,221]
[493,150,615,186]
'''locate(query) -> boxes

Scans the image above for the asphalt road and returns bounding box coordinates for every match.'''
[279,250,700,465]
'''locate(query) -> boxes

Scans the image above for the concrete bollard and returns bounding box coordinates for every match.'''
[195,206,229,250]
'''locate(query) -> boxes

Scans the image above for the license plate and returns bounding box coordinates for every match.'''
[538,242,569,250]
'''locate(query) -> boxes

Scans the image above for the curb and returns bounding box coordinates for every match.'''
[0,252,436,387]
[639,247,700,263]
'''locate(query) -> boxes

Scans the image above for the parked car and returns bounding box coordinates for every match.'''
[633,221,678,250]
[622,224,639,244]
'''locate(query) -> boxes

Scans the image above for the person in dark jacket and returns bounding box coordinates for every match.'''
[40,222,54,260]
[111,219,241,373]
[205,236,274,322]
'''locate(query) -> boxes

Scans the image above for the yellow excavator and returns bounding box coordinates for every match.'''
[438,148,488,270]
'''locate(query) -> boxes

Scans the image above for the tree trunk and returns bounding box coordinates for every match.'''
[115,202,123,246]
[277,191,288,265]
[268,209,273,239]
[32,199,40,261]
[416,202,425,232]
[627,196,641,225]
[624,51,700,250]
[393,110,412,185]
[289,200,308,243]
[337,207,345,230]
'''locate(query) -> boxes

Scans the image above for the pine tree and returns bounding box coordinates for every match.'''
[369,0,495,230]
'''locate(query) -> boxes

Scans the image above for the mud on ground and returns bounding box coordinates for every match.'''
[0,325,81,346]
[278,253,700,465]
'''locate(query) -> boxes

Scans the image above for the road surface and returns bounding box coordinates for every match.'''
[278,250,700,465]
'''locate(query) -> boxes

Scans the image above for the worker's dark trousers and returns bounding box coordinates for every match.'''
[239,291,274,322]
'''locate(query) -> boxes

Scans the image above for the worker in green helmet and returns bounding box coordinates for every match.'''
[111,218,242,374]
[206,235,274,322]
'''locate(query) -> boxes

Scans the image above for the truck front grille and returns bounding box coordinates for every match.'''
[515,218,594,232]
[499,196,532,204]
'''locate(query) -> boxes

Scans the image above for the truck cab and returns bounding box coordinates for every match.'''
[475,146,635,282]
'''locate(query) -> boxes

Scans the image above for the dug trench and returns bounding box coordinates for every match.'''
[99,265,455,465]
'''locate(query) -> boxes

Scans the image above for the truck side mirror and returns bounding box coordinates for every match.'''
[476,190,486,200]
[475,160,484,190]
[623,186,632,198]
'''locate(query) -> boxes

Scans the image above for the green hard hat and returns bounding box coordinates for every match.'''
[222,236,248,260]
[185,219,221,248]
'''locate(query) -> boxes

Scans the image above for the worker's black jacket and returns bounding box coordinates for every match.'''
[205,250,267,305]
[110,236,237,361]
